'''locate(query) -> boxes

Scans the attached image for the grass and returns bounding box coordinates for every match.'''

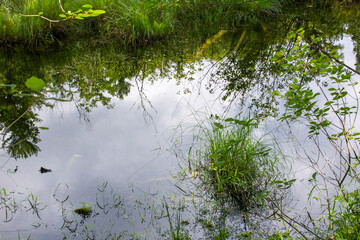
[0,0,290,46]
[188,115,281,212]
[0,0,63,45]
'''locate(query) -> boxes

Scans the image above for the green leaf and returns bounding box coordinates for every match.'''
[285,179,297,184]
[81,4,93,11]
[89,10,106,17]
[25,76,45,91]
[271,180,284,185]
[213,122,224,129]
[0,83,16,89]
[270,90,281,96]
[13,93,35,97]
[38,12,43,15]
[224,118,236,122]
[78,13,91,18]
[39,127,49,130]
[308,185,317,201]
[59,14,67,18]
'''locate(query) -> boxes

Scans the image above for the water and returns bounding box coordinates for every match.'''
[0,55,233,238]
[1,3,360,239]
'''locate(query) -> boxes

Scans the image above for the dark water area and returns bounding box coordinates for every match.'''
[1,3,360,239]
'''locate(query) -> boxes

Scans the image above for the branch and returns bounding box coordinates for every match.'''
[289,25,360,76]
[18,13,62,23]
[58,0,66,13]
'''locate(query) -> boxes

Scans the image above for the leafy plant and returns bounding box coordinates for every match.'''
[58,4,106,20]
[269,26,360,239]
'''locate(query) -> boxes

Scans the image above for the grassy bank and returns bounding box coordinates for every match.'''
[0,0,289,46]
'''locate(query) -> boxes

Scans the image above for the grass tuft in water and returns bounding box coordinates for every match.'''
[189,115,280,211]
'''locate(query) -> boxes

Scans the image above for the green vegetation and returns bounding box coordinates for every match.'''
[1,1,360,239]
[254,25,360,239]
[0,0,106,45]
[187,115,280,211]
[0,0,289,46]
[74,202,93,217]
[177,3,360,238]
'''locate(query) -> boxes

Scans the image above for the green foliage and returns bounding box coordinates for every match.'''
[25,76,45,91]
[0,74,73,159]
[59,4,106,20]
[163,198,190,240]
[269,27,360,239]
[0,0,290,46]
[0,0,106,45]
[331,189,360,239]
[189,115,280,211]
[271,27,358,139]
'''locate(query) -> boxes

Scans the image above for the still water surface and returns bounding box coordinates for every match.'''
[1,58,233,238]
[1,4,360,239]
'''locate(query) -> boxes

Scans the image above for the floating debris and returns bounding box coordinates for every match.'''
[39,167,52,173]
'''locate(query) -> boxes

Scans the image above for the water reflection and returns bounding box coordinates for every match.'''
[0,60,231,239]
[1,2,360,239]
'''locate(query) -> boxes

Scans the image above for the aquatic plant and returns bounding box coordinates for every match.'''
[186,115,281,212]
[163,197,191,240]
[74,202,93,217]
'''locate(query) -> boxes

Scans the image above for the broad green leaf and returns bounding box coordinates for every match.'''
[59,14,67,18]
[81,4,93,11]
[25,76,45,91]
[38,12,43,15]
[39,127,49,130]
[77,13,91,18]
[89,10,106,17]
